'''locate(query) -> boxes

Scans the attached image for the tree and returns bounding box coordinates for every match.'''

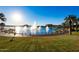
[76,18,79,31]
[0,13,6,21]
[0,23,5,30]
[64,15,78,35]
[0,13,6,32]
[46,24,53,27]
[61,23,65,27]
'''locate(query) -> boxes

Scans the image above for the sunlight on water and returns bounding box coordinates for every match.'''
[15,27,21,34]
[14,21,55,36]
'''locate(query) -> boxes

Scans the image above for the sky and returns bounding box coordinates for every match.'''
[0,6,79,25]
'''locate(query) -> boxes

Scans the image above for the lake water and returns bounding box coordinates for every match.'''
[16,26,57,36]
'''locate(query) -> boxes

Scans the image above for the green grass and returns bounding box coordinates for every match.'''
[0,32,79,52]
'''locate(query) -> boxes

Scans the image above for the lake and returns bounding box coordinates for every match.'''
[17,26,57,36]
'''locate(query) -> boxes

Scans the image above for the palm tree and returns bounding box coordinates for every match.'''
[0,13,6,32]
[61,22,66,31]
[64,15,77,35]
[62,23,65,28]
[76,18,79,31]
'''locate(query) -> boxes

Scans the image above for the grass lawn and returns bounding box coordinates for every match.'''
[0,32,79,52]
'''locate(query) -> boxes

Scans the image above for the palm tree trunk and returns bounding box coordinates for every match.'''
[76,22,78,32]
[69,20,72,35]
[69,26,72,35]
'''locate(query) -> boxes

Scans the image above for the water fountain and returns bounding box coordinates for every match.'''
[30,21,38,35]
[22,26,28,35]
[23,26,31,36]
[38,26,46,35]
[38,26,41,35]
[46,26,49,34]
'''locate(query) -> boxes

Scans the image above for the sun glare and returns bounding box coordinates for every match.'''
[11,11,24,25]
[10,11,25,33]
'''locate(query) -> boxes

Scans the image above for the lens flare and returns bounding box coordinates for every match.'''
[11,11,24,25]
